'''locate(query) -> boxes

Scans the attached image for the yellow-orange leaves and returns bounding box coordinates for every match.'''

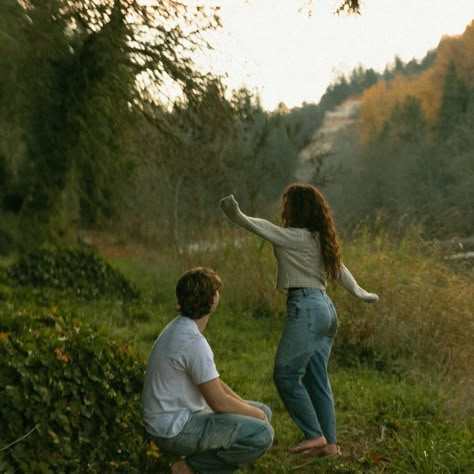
[358,20,474,145]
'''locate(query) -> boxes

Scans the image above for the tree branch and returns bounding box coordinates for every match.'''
[0,424,39,452]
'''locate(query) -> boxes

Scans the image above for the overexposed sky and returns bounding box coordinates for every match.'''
[198,0,474,110]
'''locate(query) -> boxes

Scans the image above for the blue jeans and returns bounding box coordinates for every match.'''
[153,401,273,474]
[273,288,337,443]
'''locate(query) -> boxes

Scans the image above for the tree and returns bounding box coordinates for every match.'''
[389,96,427,143]
[118,78,240,252]
[221,89,302,214]
[301,0,362,16]
[158,79,236,251]
[436,61,469,140]
[0,0,222,246]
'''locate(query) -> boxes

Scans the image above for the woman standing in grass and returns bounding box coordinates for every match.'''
[219,183,379,457]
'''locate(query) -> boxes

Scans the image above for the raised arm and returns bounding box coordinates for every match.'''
[338,264,379,303]
[219,194,297,247]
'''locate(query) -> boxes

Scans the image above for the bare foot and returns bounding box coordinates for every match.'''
[171,459,194,474]
[289,436,327,453]
[304,443,341,457]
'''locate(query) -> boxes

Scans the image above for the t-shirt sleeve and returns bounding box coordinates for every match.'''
[184,336,220,385]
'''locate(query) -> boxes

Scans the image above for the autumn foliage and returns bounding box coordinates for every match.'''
[358,20,474,144]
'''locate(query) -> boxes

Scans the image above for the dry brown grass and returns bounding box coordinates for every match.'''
[334,233,474,416]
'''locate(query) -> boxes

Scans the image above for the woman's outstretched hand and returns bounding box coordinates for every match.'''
[219,195,239,213]
[360,290,379,303]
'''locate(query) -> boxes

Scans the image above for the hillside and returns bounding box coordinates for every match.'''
[359,19,474,144]
[297,97,360,182]
[298,21,474,240]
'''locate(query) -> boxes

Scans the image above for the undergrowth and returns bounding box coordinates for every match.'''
[0,304,146,473]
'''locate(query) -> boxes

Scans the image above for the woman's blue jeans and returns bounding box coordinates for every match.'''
[152,401,273,474]
[273,288,338,443]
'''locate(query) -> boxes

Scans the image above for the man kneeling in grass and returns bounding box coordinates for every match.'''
[143,267,274,474]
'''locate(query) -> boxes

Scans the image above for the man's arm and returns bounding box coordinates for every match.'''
[199,378,267,421]
[219,379,245,401]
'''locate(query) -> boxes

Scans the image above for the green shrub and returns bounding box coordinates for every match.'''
[7,248,139,300]
[0,307,146,473]
[0,227,17,256]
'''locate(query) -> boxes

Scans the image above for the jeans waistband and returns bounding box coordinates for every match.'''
[287,287,325,295]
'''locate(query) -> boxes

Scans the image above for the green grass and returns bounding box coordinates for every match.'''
[190,309,474,474]
[2,233,473,473]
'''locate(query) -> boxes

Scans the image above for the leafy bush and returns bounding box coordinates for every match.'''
[0,306,146,473]
[7,248,139,300]
[0,228,17,256]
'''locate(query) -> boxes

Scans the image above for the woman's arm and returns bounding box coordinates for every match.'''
[219,194,296,247]
[338,264,379,302]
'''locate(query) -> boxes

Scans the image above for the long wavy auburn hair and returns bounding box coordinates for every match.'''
[280,183,342,282]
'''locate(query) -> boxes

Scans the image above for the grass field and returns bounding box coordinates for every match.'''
[1,231,473,473]
[77,231,474,472]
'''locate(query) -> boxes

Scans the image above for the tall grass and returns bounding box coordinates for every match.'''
[110,228,474,417]
[333,228,474,416]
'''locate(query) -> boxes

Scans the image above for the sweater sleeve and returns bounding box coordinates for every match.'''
[219,194,297,247]
[338,264,379,302]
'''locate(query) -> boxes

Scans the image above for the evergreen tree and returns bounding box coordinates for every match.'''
[437,61,469,140]
[390,96,427,143]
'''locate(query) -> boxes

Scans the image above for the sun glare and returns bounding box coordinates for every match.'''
[197,0,474,110]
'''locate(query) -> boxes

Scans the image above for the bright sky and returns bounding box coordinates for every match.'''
[199,0,474,110]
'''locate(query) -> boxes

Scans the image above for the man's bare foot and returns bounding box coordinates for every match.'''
[171,459,194,474]
[289,436,327,453]
[304,443,341,457]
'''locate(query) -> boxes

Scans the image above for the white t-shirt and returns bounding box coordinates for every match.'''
[142,316,220,438]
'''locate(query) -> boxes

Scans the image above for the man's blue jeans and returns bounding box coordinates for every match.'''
[273,288,338,443]
[153,402,273,474]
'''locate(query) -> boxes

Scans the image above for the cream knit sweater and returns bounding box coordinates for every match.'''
[220,195,378,303]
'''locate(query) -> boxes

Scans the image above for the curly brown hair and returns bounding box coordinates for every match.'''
[281,183,342,282]
[176,267,222,319]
